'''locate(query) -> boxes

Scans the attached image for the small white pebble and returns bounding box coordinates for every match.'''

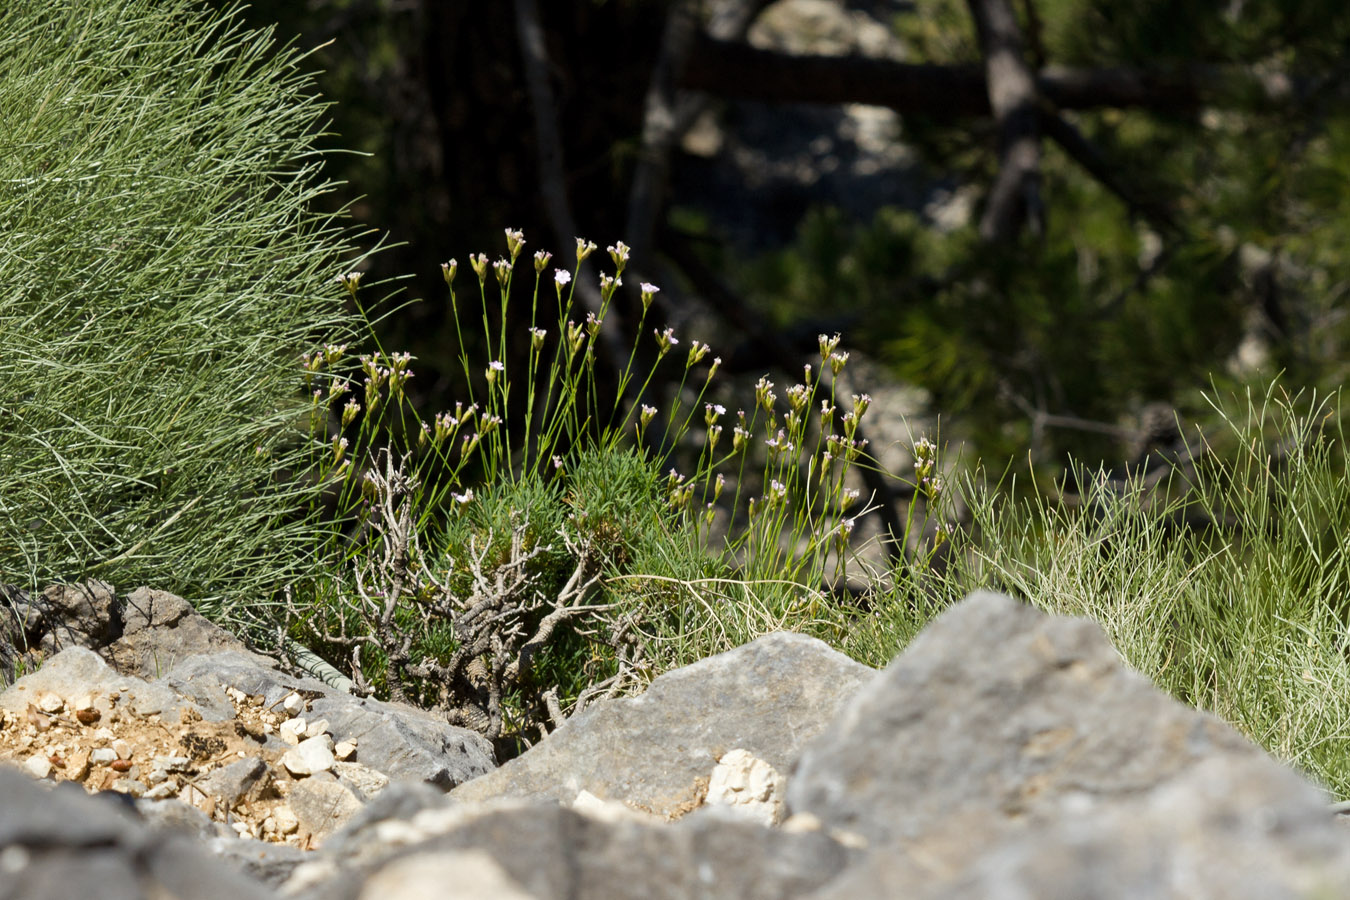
[0,845,31,874]
[279,718,307,745]
[23,755,52,779]
[281,735,335,776]
[152,755,191,774]
[273,805,299,835]
[111,779,145,798]
[143,782,178,801]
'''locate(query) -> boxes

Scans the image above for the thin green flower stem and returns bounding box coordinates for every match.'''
[606,308,656,440]
[583,346,602,445]
[721,405,768,543]
[537,337,592,457]
[521,271,545,468]
[447,286,476,407]
[497,270,512,375]
[477,279,494,369]
[534,272,582,455]
[615,354,671,461]
[658,369,719,470]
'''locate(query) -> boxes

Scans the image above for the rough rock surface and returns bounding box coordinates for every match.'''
[109,586,264,679]
[0,581,265,687]
[0,765,273,900]
[449,631,875,818]
[6,583,1350,898]
[0,582,493,856]
[705,748,785,826]
[789,589,1273,846]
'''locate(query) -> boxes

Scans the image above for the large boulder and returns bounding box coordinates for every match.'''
[789,591,1270,843]
[0,766,274,900]
[812,753,1350,899]
[788,590,1350,897]
[449,632,875,818]
[106,586,262,679]
[0,581,122,671]
[289,800,851,900]
[0,580,263,689]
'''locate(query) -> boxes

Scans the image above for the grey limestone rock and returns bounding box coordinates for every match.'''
[788,591,1274,845]
[0,579,262,688]
[305,692,496,788]
[350,848,538,900]
[136,796,234,842]
[333,760,390,800]
[106,586,261,679]
[0,646,122,715]
[289,776,367,840]
[204,836,310,891]
[0,645,192,722]
[450,631,875,817]
[790,591,1350,898]
[166,650,495,789]
[194,756,272,810]
[291,800,851,900]
[31,580,122,652]
[0,766,274,900]
[164,650,321,722]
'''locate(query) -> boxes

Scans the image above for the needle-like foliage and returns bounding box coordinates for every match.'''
[0,0,372,616]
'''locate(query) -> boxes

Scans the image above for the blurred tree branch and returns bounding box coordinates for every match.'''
[625,0,776,266]
[1037,110,1177,233]
[681,37,1311,116]
[965,0,1044,242]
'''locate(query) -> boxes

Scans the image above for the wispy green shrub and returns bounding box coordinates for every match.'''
[0,0,372,614]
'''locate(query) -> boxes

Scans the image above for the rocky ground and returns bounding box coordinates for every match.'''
[4,581,1350,898]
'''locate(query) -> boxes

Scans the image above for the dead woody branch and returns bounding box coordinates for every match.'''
[289,451,645,745]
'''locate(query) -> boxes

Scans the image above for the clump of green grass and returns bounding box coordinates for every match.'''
[859,383,1350,798]
[0,0,374,616]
